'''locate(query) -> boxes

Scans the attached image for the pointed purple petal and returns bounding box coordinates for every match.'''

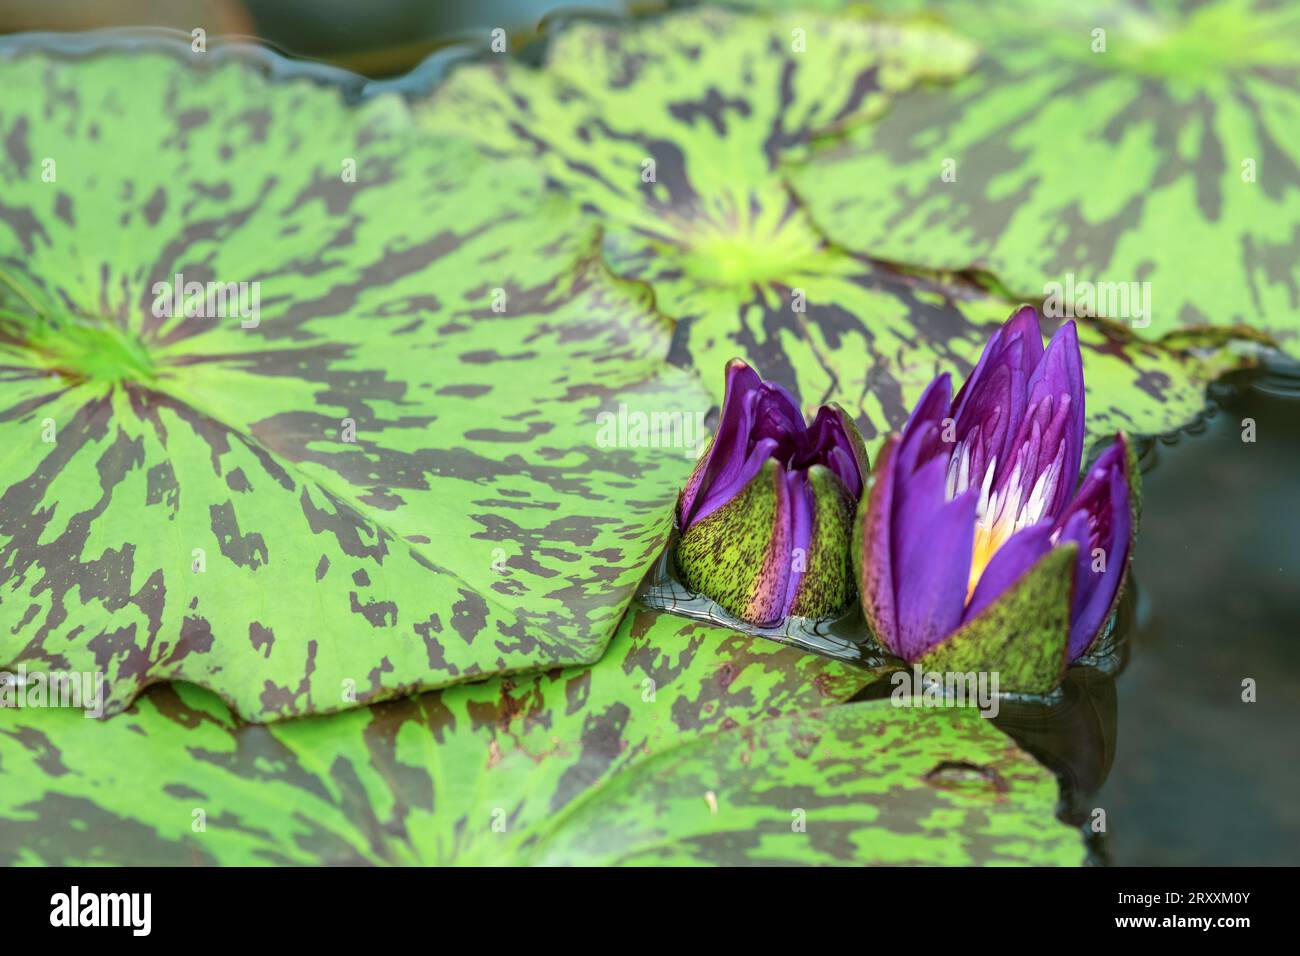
[895,372,954,480]
[690,436,779,528]
[751,380,805,452]
[950,361,1013,496]
[824,444,860,499]
[1056,437,1132,658]
[986,392,1070,531]
[892,454,977,660]
[983,319,1085,530]
[1025,320,1085,520]
[805,406,863,498]
[953,307,1041,453]
[679,359,760,527]
[953,306,1043,419]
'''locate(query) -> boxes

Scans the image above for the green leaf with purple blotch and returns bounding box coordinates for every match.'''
[419,7,1259,457]
[0,42,709,719]
[784,0,1300,356]
[0,603,1083,865]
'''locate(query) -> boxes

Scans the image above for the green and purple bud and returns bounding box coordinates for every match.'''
[675,359,868,627]
[855,307,1139,692]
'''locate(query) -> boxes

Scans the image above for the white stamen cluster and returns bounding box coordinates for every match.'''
[945,420,1068,600]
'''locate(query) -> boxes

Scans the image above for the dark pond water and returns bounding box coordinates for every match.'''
[1056,362,1300,866]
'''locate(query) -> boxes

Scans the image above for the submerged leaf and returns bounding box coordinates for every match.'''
[0,47,709,718]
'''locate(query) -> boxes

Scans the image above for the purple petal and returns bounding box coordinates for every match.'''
[951,307,1043,480]
[953,306,1043,424]
[779,468,814,617]
[680,360,868,537]
[949,362,1012,496]
[805,406,863,498]
[825,445,860,499]
[988,392,1072,529]
[892,454,977,660]
[679,359,760,527]
[689,436,779,528]
[895,372,954,481]
[1056,437,1132,658]
[1025,320,1085,520]
[742,460,795,625]
[751,381,805,454]
[983,319,1085,529]
[961,520,1055,622]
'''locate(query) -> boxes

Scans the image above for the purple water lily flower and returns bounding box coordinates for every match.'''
[856,307,1137,687]
[676,359,868,627]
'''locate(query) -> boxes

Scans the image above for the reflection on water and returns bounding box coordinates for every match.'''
[993,605,1126,864]
[1079,360,1300,865]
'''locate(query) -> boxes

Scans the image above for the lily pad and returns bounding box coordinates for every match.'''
[527,699,1084,865]
[0,45,709,719]
[423,8,978,220]
[785,0,1300,356]
[0,603,1083,865]
[421,8,1257,456]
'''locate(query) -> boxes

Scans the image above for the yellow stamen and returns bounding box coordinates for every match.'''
[966,514,1019,605]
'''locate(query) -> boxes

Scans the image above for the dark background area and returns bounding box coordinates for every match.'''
[1099,366,1300,865]
[0,0,659,75]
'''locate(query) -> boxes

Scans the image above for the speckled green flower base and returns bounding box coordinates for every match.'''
[652,534,1130,699]
[645,536,890,671]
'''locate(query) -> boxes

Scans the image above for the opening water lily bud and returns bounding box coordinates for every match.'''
[676,359,868,626]
[855,307,1139,693]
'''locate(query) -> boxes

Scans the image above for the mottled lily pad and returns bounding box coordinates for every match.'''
[786,0,1300,356]
[0,604,1083,865]
[527,698,1084,865]
[423,8,978,217]
[421,8,1257,456]
[0,46,709,719]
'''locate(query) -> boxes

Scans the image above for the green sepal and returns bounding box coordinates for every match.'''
[675,458,789,625]
[789,464,857,619]
[917,543,1078,695]
[852,435,898,648]
[1124,432,1144,536]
